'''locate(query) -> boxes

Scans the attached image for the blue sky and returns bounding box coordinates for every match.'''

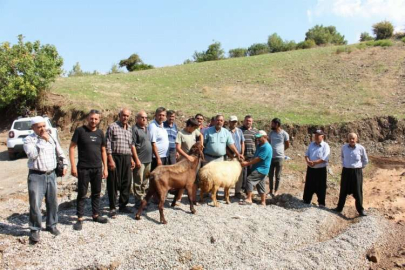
[1,0,404,73]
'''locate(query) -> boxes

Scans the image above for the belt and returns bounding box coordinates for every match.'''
[29,169,54,175]
[204,153,223,158]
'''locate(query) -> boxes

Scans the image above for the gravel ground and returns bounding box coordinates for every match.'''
[0,187,387,270]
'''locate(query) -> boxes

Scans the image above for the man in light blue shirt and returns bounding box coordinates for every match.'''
[227,115,245,196]
[148,107,169,171]
[163,110,178,165]
[203,114,242,164]
[303,130,330,207]
[333,133,368,216]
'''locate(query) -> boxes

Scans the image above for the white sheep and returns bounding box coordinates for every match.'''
[198,159,242,207]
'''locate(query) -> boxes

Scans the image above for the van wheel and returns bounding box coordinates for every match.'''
[8,152,16,160]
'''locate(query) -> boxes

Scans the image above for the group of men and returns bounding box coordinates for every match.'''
[23,109,368,243]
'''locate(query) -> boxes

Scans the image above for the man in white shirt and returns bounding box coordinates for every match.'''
[148,107,170,171]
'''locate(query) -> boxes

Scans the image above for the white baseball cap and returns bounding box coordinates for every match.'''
[255,130,267,138]
[30,116,46,126]
[229,115,238,122]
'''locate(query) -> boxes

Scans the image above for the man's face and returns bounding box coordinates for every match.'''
[314,134,324,144]
[136,112,148,127]
[243,118,253,129]
[33,122,46,136]
[120,110,130,124]
[271,121,278,130]
[196,116,204,126]
[229,121,237,129]
[155,111,167,124]
[348,135,357,147]
[186,126,198,133]
[215,117,224,129]
[167,113,175,124]
[87,113,100,129]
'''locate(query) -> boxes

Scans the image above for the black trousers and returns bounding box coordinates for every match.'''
[107,155,132,210]
[337,167,364,213]
[151,157,169,171]
[269,158,284,192]
[242,164,254,191]
[303,167,327,206]
[77,167,102,218]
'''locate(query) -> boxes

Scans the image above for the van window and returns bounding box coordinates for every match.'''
[13,121,32,131]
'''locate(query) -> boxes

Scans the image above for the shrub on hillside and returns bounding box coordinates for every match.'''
[228,48,248,58]
[305,25,347,45]
[267,33,284,53]
[247,43,269,56]
[0,35,63,111]
[296,39,316,49]
[365,39,393,47]
[193,42,225,63]
[283,40,297,51]
[108,63,123,74]
[359,32,374,42]
[402,37,405,44]
[393,32,405,40]
[119,53,154,72]
[372,21,394,40]
[336,46,354,54]
[183,59,194,64]
[68,62,95,77]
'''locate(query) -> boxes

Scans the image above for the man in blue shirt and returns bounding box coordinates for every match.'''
[303,130,330,207]
[227,115,245,197]
[240,130,272,206]
[332,133,368,216]
[163,110,178,165]
[203,114,242,164]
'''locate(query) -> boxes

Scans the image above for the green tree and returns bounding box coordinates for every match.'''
[228,48,248,58]
[283,40,297,51]
[372,21,394,40]
[183,59,193,64]
[247,43,269,56]
[193,42,225,62]
[68,62,84,77]
[305,25,347,45]
[359,32,374,41]
[0,35,63,111]
[267,33,285,53]
[119,53,154,72]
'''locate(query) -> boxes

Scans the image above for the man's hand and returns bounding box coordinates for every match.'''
[135,158,141,169]
[176,152,180,160]
[186,155,195,163]
[237,153,244,161]
[102,168,108,179]
[157,158,162,166]
[307,160,314,167]
[62,167,67,177]
[131,159,135,170]
[241,161,249,167]
[71,166,78,178]
[41,132,50,141]
[108,159,116,170]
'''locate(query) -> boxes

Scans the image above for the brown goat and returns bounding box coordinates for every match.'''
[135,143,204,224]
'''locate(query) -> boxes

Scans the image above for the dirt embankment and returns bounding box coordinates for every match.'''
[34,106,405,150]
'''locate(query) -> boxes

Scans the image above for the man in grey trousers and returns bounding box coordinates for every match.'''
[268,118,289,196]
[24,116,68,243]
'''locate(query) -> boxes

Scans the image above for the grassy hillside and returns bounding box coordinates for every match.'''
[49,43,405,124]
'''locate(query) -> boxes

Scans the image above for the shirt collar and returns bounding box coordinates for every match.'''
[348,143,357,149]
[116,121,131,129]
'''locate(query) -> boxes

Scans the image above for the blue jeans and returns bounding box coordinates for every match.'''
[28,171,58,231]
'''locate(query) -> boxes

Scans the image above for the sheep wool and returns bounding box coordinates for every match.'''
[198,159,242,206]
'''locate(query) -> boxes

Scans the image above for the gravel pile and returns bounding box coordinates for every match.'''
[0,187,387,270]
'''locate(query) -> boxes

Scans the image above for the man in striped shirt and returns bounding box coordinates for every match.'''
[163,110,178,165]
[24,116,68,243]
[333,133,369,216]
[106,108,136,217]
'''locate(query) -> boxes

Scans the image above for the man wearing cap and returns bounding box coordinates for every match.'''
[163,110,179,165]
[70,109,109,231]
[23,116,68,243]
[240,130,272,206]
[268,118,289,196]
[303,130,330,207]
[240,115,259,196]
[106,108,135,217]
[227,116,245,197]
[203,114,242,164]
[332,133,368,216]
